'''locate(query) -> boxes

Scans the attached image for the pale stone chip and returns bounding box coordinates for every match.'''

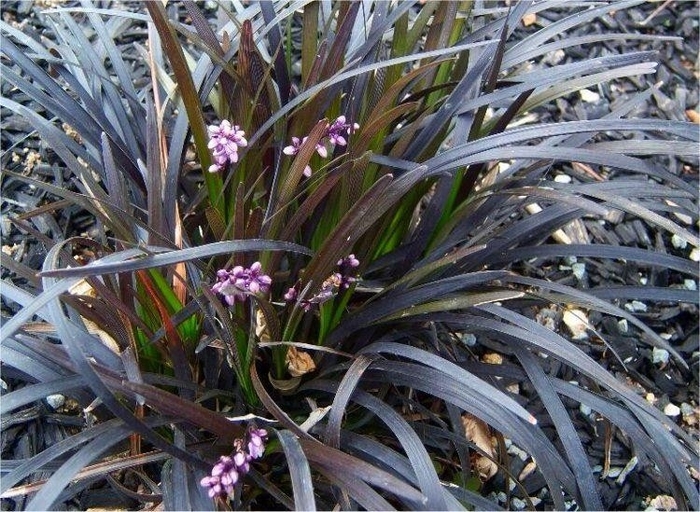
[579,88,601,103]
[663,403,681,417]
[562,309,589,339]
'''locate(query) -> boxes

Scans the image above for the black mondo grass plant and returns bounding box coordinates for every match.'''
[1,0,698,510]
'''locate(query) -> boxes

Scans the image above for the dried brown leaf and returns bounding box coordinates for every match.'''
[462,413,498,481]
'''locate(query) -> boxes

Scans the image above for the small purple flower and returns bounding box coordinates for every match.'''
[212,262,271,306]
[282,136,304,156]
[201,456,239,498]
[207,120,247,173]
[337,254,360,289]
[284,287,298,302]
[283,136,328,177]
[247,428,268,459]
[233,449,250,474]
[327,115,359,146]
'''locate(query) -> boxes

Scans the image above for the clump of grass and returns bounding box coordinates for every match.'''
[1,1,697,510]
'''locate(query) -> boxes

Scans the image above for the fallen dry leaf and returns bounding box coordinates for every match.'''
[518,460,537,480]
[482,352,503,365]
[286,345,316,377]
[645,495,677,511]
[462,413,498,481]
[255,309,270,343]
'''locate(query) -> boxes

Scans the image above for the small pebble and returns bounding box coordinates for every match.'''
[572,263,586,280]
[617,319,629,333]
[459,333,477,347]
[563,309,589,339]
[664,403,681,417]
[624,300,648,313]
[680,403,694,416]
[45,394,65,410]
[579,403,592,416]
[564,499,579,511]
[564,256,578,265]
[671,234,688,249]
[580,89,600,103]
[507,443,529,461]
[684,279,697,291]
[690,248,699,262]
[512,497,527,510]
[554,174,572,184]
[652,347,670,365]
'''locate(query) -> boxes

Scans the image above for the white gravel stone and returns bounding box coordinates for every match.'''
[512,497,527,510]
[680,403,694,416]
[690,248,699,262]
[671,234,688,249]
[617,319,629,333]
[572,263,586,280]
[683,279,697,291]
[652,347,670,365]
[563,309,589,339]
[624,300,647,312]
[554,174,572,184]
[45,394,65,410]
[663,403,681,417]
[579,88,600,103]
[459,333,477,347]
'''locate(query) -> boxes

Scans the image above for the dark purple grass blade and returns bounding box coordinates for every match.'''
[258,1,290,105]
[323,355,378,449]
[298,436,426,509]
[307,379,448,510]
[357,359,573,509]
[490,244,697,276]
[276,430,317,511]
[512,346,603,510]
[317,466,395,511]
[39,239,312,278]
[328,271,510,344]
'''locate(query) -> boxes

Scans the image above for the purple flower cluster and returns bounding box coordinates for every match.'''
[285,254,360,311]
[326,115,359,146]
[282,115,359,177]
[207,120,247,173]
[212,262,271,306]
[201,428,268,500]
